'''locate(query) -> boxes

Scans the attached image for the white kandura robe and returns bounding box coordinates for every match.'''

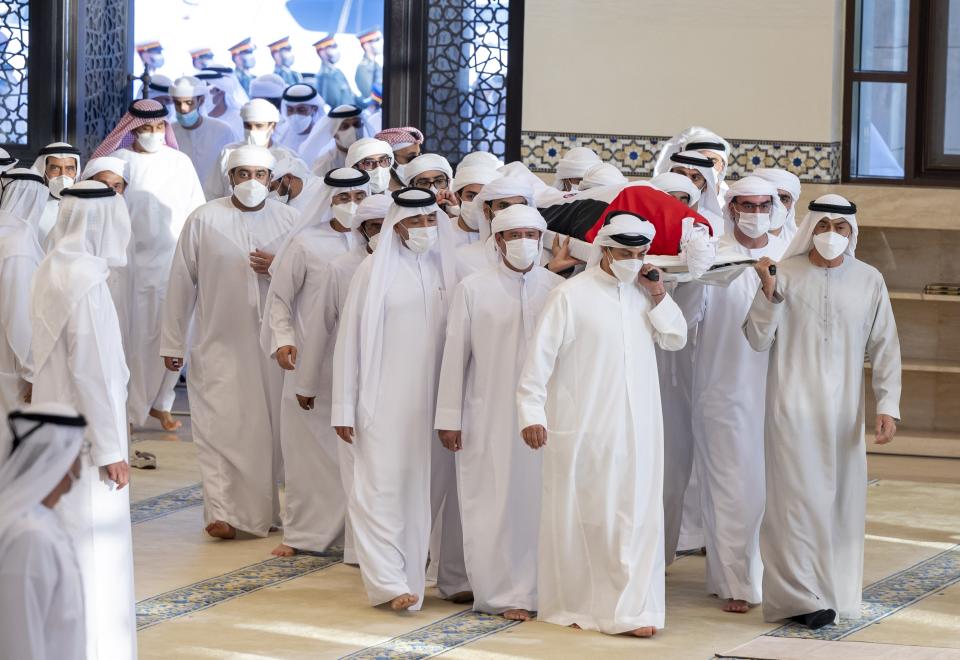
[0,506,85,660]
[111,146,206,426]
[331,246,448,609]
[265,224,352,551]
[691,232,787,603]
[517,266,687,633]
[161,198,297,536]
[310,143,347,177]
[743,254,901,622]
[312,245,369,564]
[436,262,562,614]
[32,284,137,660]
[173,117,238,201]
[0,225,40,461]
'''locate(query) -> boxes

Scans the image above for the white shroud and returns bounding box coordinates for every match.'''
[744,254,900,621]
[691,231,787,603]
[110,146,206,425]
[517,266,687,633]
[436,262,562,613]
[161,198,297,536]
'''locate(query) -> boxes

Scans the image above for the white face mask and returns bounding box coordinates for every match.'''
[331,201,358,226]
[233,179,269,207]
[608,254,644,283]
[336,126,359,149]
[812,230,849,260]
[502,237,539,270]
[404,225,437,253]
[367,166,391,193]
[245,128,272,147]
[393,162,407,183]
[47,175,74,199]
[769,205,787,230]
[459,200,481,230]
[737,212,771,238]
[286,114,313,135]
[136,131,165,153]
[366,231,380,252]
[268,189,289,204]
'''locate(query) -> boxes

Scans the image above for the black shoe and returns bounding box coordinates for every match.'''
[789,608,836,629]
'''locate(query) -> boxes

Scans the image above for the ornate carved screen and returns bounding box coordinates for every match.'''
[0,1,30,146]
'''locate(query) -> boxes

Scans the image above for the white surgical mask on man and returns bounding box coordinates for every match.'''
[233,180,269,207]
[812,230,849,260]
[336,126,359,149]
[502,237,539,270]
[286,114,313,134]
[608,252,644,284]
[366,231,381,252]
[47,175,74,199]
[331,201,358,226]
[459,200,481,230]
[136,131,165,153]
[404,226,437,253]
[737,212,771,238]
[367,166,390,194]
[245,128,272,147]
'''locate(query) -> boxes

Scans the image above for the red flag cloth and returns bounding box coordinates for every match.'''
[586,185,713,255]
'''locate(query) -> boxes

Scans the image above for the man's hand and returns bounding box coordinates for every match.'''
[163,356,184,372]
[276,345,297,370]
[334,426,354,444]
[105,460,130,489]
[249,249,274,275]
[546,234,585,273]
[438,430,462,452]
[755,257,778,302]
[296,395,315,411]
[875,414,897,445]
[435,188,458,211]
[637,264,666,300]
[521,424,547,450]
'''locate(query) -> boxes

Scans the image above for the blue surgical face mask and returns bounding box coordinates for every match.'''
[177,109,201,128]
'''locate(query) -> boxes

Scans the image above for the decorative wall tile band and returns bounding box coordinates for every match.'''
[130,483,203,525]
[766,544,960,641]
[136,548,343,630]
[340,609,521,660]
[521,130,840,183]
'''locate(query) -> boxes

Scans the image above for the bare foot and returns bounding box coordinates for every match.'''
[271,543,296,557]
[205,521,237,539]
[149,408,182,432]
[502,609,531,621]
[628,626,657,637]
[390,593,418,611]
[448,590,474,604]
[722,599,750,614]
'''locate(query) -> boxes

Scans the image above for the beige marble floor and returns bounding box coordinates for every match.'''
[130,416,960,659]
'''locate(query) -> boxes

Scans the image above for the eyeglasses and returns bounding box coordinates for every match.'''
[735,200,773,212]
[411,175,449,190]
[356,156,392,170]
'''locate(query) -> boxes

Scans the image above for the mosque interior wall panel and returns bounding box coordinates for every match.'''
[855,228,960,291]
[521,0,844,142]
[520,130,842,183]
[72,0,130,158]
[0,0,30,145]
[888,300,960,365]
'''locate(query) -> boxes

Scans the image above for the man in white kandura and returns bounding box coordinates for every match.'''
[30,181,136,660]
[162,145,298,540]
[691,176,789,614]
[436,204,563,621]
[0,168,48,460]
[298,192,390,565]
[752,167,802,242]
[169,76,237,199]
[0,405,87,660]
[517,212,687,637]
[31,142,81,243]
[744,194,901,629]
[261,167,369,557]
[92,99,206,433]
[332,187,459,611]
